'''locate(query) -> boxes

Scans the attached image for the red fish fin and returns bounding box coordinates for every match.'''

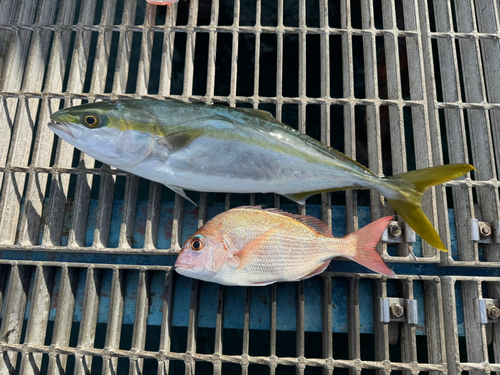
[233,206,333,238]
[345,216,396,278]
[233,229,278,269]
[299,261,331,280]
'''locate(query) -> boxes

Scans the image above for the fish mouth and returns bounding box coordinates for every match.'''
[48,121,84,139]
[174,262,192,269]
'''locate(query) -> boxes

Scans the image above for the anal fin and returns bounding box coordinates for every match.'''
[299,261,331,280]
[164,184,197,206]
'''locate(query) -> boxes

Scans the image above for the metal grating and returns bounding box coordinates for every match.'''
[0,0,499,374]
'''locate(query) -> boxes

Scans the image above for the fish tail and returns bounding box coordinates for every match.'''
[344,216,396,277]
[385,164,474,251]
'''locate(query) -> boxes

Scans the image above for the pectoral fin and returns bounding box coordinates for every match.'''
[157,129,204,152]
[164,184,197,206]
[232,229,279,269]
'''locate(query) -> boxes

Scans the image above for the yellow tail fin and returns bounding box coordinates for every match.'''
[386,164,474,251]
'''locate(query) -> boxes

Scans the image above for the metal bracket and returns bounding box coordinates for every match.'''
[379,297,418,324]
[470,219,500,244]
[382,221,416,244]
[476,298,500,324]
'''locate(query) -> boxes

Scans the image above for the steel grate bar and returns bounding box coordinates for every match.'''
[92,165,116,248]
[423,277,446,375]
[47,266,79,375]
[213,284,224,375]
[18,266,56,375]
[185,279,200,375]
[475,0,500,180]
[400,278,417,375]
[321,276,333,375]
[144,181,162,250]
[432,0,476,263]
[170,194,185,252]
[74,267,102,375]
[119,175,140,249]
[228,0,240,107]
[251,0,261,112]
[158,270,174,375]
[318,0,331,227]
[347,277,360,375]
[340,0,358,237]
[403,0,440,258]
[129,269,151,375]
[0,265,33,374]
[373,277,389,375]
[138,0,162,252]
[203,0,219,101]
[272,0,285,212]
[101,268,126,375]
[111,0,137,94]
[296,281,305,375]
[362,0,391,260]
[417,0,451,258]
[382,0,410,258]
[241,286,251,375]
[269,283,277,375]
[182,0,198,99]
[158,3,178,97]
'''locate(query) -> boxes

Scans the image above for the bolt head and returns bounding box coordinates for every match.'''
[479,223,492,238]
[389,302,404,318]
[388,224,402,239]
[487,305,500,320]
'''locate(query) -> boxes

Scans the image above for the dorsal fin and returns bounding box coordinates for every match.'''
[233,107,276,121]
[233,206,333,238]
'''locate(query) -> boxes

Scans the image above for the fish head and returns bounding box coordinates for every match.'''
[175,229,231,281]
[49,100,158,168]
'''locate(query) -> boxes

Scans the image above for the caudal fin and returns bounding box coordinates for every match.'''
[386,164,474,251]
[345,216,396,277]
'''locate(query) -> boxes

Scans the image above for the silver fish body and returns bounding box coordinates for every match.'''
[49,99,474,250]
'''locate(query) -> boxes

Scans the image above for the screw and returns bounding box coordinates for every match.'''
[388,223,402,239]
[479,223,492,238]
[487,305,500,320]
[389,302,404,318]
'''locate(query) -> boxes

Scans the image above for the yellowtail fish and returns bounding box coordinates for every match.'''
[174,206,395,286]
[49,99,474,250]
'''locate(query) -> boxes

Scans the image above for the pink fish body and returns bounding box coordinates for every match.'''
[175,207,395,286]
[147,0,179,5]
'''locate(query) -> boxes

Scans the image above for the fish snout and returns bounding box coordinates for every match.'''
[48,121,84,139]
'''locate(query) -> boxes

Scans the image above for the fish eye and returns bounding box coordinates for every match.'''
[190,235,205,251]
[83,114,100,128]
